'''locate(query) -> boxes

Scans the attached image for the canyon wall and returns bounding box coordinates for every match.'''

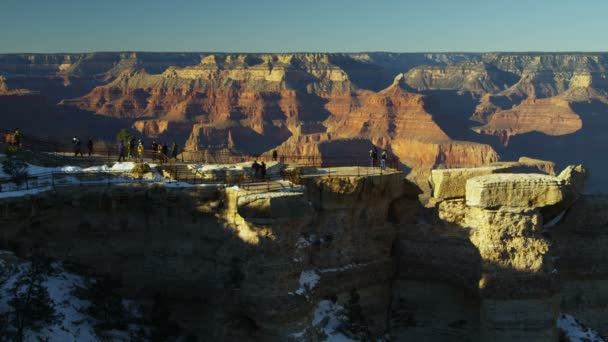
[0,163,605,340]
[2,52,608,190]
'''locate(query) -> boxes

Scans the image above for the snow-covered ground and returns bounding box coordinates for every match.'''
[0,251,140,341]
[557,313,604,342]
[313,300,357,342]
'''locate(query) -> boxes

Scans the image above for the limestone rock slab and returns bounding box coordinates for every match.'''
[431,166,511,200]
[466,174,565,209]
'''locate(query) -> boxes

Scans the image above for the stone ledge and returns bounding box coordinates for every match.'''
[466,174,564,209]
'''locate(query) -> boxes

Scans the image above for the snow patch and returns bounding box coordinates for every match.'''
[0,186,52,198]
[291,270,320,296]
[544,211,566,228]
[313,300,357,342]
[557,313,603,342]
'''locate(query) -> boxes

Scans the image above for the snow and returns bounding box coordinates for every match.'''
[313,300,357,342]
[0,186,52,198]
[0,256,98,341]
[557,313,603,342]
[318,264,361,274]
[544,211,566,228]
[291,270,320,296]
[188,164,245,172]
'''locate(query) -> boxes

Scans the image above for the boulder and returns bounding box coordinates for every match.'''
[466,174,564,209]
[431,166,511,200]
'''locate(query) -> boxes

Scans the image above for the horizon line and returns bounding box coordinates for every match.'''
[1,50,608,55]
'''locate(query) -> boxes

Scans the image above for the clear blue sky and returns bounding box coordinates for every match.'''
[0,0,605,53]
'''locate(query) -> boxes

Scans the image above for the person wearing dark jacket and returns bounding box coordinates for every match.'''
[252,160,260,178]
[260,162,267,180]
[118,141,125,162]
[272,150,278,161]
[171,141,178,159]
[87,139,94,156]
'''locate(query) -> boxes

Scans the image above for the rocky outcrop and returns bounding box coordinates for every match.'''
[420,164,593,341]
[431,166,511,200]
[0,170,419,340]
[466,174,565,209]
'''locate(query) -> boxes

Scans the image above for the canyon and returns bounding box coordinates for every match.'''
[0,162,603,341]
[2,52,608,191]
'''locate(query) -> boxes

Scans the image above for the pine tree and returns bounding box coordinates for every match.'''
[85,275,126,331]
[7,259,61,342]
[1,147,28,186]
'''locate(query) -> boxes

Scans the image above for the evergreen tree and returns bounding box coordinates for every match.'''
[7,259,61,342]
[85,275,127,331]
[116,129,134,144]
[147,293,180,341]
[1,147,28,186]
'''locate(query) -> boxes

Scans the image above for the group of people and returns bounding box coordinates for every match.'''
[251,160,267,179]
[148,140,179,164]
[72,136,94,157]
[369,147,389,170]
[68,135,180,163]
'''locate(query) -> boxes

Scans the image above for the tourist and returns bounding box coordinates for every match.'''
[87,139,94,156]
[162,143,168,162]
[171,141,178,160]
[72,136,79,156]
[74,137,84,157]
[118,141,125,162]
[128,137,136,160]
[151,140,158,162]
[369,147,378,168]
[137,140,144,162]
[381,150,387,170]
[252,160,260,178]
[272,150,278,161]
[260,161,267,180]
[13,128,21,147]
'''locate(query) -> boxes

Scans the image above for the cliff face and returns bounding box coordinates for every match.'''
[0,163,605,340]
[3,52,608,189]
[0,171,420,340]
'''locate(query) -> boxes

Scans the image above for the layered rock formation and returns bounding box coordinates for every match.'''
[3,52,608,190]
[0,170,419,340]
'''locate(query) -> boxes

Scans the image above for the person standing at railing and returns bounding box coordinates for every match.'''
[118,141,126,162]
[251,160,260,179]
[260,161,267,180]
[381,150,387,170]
[171,141,178,160]
[13,128,22,147]
[72,137,84,157]
[272,150,278,162]
[128,137,135,160]
[137,140,144,162]
[369,147,378,168]
[161,143,168,164]
[87,139,93,157]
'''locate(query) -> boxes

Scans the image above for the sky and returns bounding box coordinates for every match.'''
[0,0,606,53]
